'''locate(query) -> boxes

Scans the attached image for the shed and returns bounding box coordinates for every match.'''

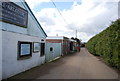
[45,43,62,62]
[69,39,77,51]
[46,36,70,56]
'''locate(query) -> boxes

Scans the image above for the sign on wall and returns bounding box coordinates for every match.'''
[18,41,32,58]
[0,2,28,28]
[33,42,40,53]
[21,44,31,55]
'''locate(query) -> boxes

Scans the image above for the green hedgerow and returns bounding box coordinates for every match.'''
[86,19,120,70]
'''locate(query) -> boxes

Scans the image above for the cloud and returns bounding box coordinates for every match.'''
[27,0,118,42]
[118,1,120,18]
[62,0,118,41]
[64,1,118,32]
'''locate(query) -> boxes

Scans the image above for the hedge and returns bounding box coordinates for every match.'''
[86,19,120,70]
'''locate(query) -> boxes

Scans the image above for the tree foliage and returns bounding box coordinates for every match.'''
[71,37,81,45]
[86,19,120,70]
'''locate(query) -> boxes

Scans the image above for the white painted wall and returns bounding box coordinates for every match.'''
[0,30,2,80]
[2,31,45,79]
[1,1,47,79]
[45,43,61,62]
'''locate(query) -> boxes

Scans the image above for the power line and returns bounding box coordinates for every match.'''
[51,0,78,38]
[51,0,69,24]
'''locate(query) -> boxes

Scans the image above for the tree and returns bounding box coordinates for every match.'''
[71,37,75,40]
[71,37,81,45]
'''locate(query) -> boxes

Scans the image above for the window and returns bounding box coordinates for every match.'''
[50,47,53,51]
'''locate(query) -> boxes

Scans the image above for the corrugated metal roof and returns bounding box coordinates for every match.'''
[46,36,64,39]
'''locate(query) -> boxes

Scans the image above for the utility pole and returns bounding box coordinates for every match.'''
[76,30,77,38]
[56,34,58,36]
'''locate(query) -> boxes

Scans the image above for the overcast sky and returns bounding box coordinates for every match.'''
[25,0,119,42]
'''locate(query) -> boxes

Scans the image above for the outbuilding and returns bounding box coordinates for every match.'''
[69,39,77,51]
[45,36,70,62]
[0,0,47,79]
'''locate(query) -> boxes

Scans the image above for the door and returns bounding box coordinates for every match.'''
[40,43,45,56]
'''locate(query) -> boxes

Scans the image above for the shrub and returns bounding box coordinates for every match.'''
[86,19,120,70]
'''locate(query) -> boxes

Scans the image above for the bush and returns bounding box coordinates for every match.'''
[86,19,120,70]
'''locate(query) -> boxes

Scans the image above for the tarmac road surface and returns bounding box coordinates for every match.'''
[10,48,119,79]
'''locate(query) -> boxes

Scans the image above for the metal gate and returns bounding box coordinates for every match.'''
[45,43,62,62]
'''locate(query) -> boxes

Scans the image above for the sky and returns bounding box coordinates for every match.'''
[25,0,119,42]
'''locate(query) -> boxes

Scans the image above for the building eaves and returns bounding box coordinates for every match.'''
[24,2,47,37]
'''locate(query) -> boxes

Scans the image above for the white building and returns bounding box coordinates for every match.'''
[0,0,47,79]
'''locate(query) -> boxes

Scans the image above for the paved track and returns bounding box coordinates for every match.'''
[10,48,118,79]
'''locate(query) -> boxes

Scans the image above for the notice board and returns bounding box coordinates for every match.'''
[0,2,28,28]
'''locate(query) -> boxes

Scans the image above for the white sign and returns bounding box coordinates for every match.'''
[33,43,40,52]
[20,44,30,55]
